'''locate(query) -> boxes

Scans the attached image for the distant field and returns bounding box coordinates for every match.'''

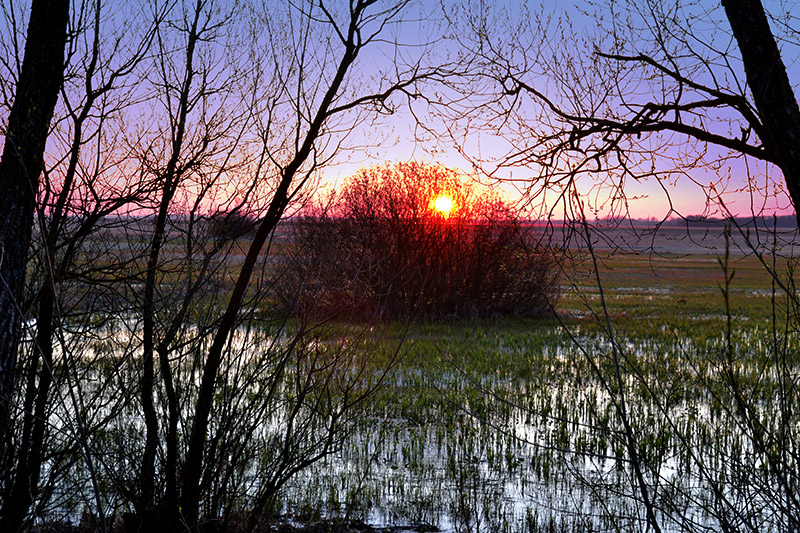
[545,221,800,256]
[553,223,798,328]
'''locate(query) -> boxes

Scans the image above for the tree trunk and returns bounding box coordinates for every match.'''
[179,199,288,528]
[0,0,70,508]
[138,1,201,524]
[179,23,360,519]
[0,285,55,532]
[722,0,800,221]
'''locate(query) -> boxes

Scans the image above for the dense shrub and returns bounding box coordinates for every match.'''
[208,209,259,240]
[279,162,560,320]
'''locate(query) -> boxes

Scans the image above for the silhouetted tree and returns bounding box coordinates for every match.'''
[451,0,799,223]
[0,1,163,530]
[0,3,69,528]
[1,0,454,530]
[446,1,800,531]
[722,0,800,217]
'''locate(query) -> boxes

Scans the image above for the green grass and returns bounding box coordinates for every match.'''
[280,248,800,532]
[559,251,791,327]
[48,235,797,532]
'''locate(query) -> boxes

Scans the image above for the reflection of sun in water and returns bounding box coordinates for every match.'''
[432,195,454,215]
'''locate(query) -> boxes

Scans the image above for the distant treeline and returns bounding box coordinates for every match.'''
[562,215,799,229]
[518,215,798,230]
[658,215,797,229]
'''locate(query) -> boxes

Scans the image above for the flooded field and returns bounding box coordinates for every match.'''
[26,227,800,533]
[262,243,800,532]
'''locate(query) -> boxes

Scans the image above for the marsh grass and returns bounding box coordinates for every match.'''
[27,240,797,532]
[264,248,798,532]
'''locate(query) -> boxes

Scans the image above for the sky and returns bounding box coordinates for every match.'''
[3,0,799,221]
[319,0,800,221]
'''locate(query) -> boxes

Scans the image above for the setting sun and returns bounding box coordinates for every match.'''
[432,195,454,215]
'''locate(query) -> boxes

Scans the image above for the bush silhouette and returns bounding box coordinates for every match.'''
[208,209,259,240]
[280,162,560,320]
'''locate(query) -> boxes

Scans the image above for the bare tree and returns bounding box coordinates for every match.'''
[12,0,455,530]
[177,1,456,526]
[0,1,162,530]
[446,0,798,223]
[0,0,70,481]
[0,0,460,530]
[441,1,800,531]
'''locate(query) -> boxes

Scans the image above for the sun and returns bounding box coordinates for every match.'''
[432,195,454,215]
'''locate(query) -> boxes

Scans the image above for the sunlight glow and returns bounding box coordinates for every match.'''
[432,195,454,215]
